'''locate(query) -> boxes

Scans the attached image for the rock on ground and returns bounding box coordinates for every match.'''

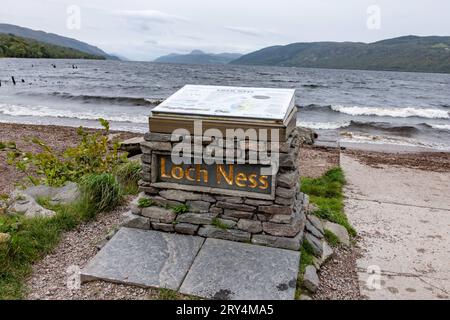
[324,221,350,246]
[303,265,319,293]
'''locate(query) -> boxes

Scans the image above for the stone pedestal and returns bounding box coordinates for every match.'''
[125,128,308,251]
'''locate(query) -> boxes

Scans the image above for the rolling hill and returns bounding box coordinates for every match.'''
[230,36,450,73]
[0,33,105,59]
[154,50,242,65]
[0,23,117,60]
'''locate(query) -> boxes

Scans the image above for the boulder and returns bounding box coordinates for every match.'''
[324,221,350,246]
[18,182,80,206]
[313,242,334,268]
[303,265,319,293]
[9,192,56,218]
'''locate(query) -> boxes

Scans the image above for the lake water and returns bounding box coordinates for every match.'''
[1,58,449,151]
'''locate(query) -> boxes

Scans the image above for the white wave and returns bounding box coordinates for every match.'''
[339,132,449,151]
[331,105,450,119]
[297,121,351,130]
[0,103,148,124]
[428,123,450,131]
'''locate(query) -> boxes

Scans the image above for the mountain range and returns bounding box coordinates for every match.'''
[154,50,242,65]
[1,24,449,74]
[231,36,450,73]
[0,23,117,60]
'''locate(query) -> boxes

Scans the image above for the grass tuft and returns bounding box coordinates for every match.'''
[301,167,356,236]
[79,173,122,217]
[324,229,341,247]
[137,197,153,208]
[170,204,189,214]
[212,217,229,230]
[295,241,315,299]
[114,160,141,195]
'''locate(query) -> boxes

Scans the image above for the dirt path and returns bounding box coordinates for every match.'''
[341,154,450,299]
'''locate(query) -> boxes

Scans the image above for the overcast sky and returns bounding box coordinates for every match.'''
[1,0,449,61]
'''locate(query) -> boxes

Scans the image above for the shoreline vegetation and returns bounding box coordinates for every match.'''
[0,122,449,299]
[0,120,140,299]
[0,34,105,60]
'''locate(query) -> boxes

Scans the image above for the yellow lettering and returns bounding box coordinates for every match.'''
[160,157,170,178]
[196,165,208,183]
[259,175,269,190]
[216,164,234,185]
[171,166,184,180]
[186,167,195,181]
[235,172,247,187]
[248,174,258,188]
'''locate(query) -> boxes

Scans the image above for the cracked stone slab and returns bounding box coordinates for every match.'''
[81,228,204,290]
[179,238,300,300]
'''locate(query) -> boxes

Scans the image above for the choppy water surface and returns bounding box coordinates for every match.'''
[0,58,449,151]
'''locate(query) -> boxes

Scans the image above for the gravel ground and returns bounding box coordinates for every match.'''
[312,243,363,300]
[299,145,340,178]
[25,201,156,300]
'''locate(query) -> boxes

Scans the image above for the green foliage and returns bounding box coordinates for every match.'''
[212,217,229,230]
[79,173,122,217]
[301,167,356,237]
[324,229,341,247]
[7,119,127,187]
[114,161,141,195]
[0,200,87,299]
[0,33,104,59]
[232,35,450,74]
[137,197,153,208]
[158,288,179,300]
[0,141,16,150]
[170,204,189,214]
[295,241,315,299]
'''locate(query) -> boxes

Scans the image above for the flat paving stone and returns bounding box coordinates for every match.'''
[81,228,204,290]
[179,238,300,300]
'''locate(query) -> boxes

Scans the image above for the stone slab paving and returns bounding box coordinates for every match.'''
[341,154,450,299]
[81,228,300,299]
[81,228,205,290]
[179,238,300,300]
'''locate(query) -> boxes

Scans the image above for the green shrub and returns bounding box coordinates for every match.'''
[79,173,122,216]
[6,119,127,187]
[115,160,141,195]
